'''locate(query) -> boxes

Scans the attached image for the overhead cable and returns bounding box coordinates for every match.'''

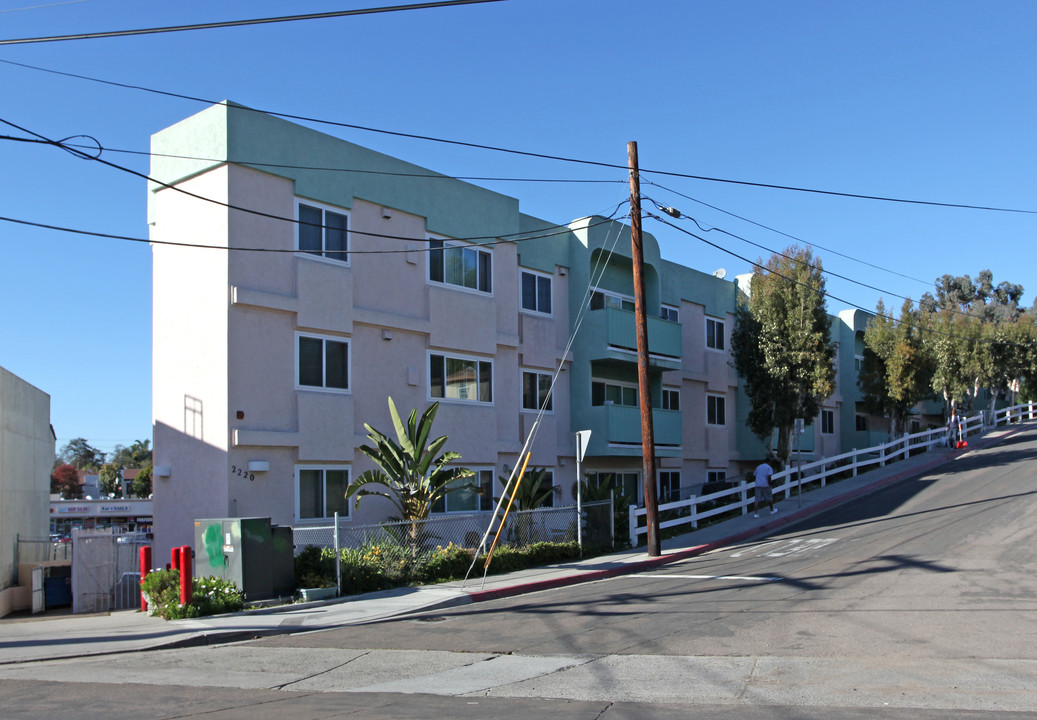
[0,118,618,244]
[3,57,1037,215]
[647,213,1037,347]
[642,179,932,286]
[0,206,627,254]
[0,0,506,45]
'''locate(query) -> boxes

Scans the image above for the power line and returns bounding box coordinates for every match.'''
[0,0,506,45]
[642,179,932,287]
[647,212,1037,347]
[4,56,1037,216]
[21,136,624,186]
[644,196,991,324]
[2,119,609,244]
[0,205,628,254]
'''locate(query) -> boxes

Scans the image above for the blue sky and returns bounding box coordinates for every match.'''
[1,0,1035,457]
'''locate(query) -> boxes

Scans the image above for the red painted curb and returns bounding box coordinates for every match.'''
[464,425,1029,606]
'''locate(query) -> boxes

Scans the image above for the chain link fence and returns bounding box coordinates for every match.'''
[293,500,613,556]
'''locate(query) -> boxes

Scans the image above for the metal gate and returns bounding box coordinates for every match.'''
[71,529,149,613]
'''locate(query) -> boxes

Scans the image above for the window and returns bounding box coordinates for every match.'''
[706,317,725,351]
[855,355,864,372]
[296,466,349,520]
[659,471,680,503]
[522,370,553,412]
[821,409,835,435]
[587,471,639,502]
[428,238,491,293]
[660,304,679,322]
[430,353,492,403]
[910,419,921,434]
[297,334,349,391]
[661,387,680,411]
[592,379,638,407]
[433,469,495,514]
[855,414,868,432]
[590,289,635,311]
[520,270,552,315]
[707,470,727,485]
[707,394,726,426]
[297,201,348,262]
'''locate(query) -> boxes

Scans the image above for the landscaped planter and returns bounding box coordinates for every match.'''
[299,587,337,602]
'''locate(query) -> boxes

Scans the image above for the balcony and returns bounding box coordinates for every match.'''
[580,404,682,458]
[582,307,681,370]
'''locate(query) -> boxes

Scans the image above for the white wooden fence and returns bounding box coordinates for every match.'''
[629,402,1036,546]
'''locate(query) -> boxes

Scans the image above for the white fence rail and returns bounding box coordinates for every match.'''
[629,403,1033,546]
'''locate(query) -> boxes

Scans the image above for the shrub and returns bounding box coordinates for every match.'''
[142,569,244,620]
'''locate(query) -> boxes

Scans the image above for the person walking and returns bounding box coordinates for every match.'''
[947,407,963,448]
[753,458,777,518]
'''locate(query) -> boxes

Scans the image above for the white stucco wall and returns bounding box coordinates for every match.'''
[0,367,53,589]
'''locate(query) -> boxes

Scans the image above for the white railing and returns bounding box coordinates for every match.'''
[629,404,1031,546]
[991,400,1037,427]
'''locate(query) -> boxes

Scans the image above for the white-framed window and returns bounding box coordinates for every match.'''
[296,466,349,521]
[706,317,725,351]
[590,288,635,311]
[297,333,349,392]
[707,470,727,485]
[429,352,493,404]
[707,394,726,426]
[521,370,553,412]
[660,304,679,322]
[821,409,835,435]
[659,470,680,503]
[433,468,495,513]
[296,200,348,263]
[428,236,492,293]
[520,270,552,315]
[591,379,638,407]
[661,387,680,411]
[855,355,864,372]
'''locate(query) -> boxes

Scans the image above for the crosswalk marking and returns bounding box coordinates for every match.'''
[730,537,839,558]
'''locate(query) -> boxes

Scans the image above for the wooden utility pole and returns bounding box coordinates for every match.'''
[628,140,660,557]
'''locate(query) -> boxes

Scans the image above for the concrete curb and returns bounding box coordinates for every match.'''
[462,424,1026,606]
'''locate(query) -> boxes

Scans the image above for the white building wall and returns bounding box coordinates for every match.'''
[0,367,53,593]
[151,166,232,560]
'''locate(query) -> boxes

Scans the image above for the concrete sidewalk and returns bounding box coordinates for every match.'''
[1,423,1027,666]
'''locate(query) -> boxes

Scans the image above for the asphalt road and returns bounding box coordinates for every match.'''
[4,427,1037,718]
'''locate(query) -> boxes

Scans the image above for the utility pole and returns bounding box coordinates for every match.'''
[628,140,660,557]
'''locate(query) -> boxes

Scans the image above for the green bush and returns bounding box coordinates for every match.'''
[290,539,584,597]
[294,545,337,589]
[141,569,244,620]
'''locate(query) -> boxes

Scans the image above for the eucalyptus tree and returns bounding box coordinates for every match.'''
[731,246,836,464]
[860,299,935,437]
[921,270,1029,417]
[345,397,472,544]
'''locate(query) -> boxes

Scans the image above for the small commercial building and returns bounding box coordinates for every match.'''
[50,498,154,537]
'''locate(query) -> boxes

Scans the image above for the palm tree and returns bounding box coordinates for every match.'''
[345,397,472,546]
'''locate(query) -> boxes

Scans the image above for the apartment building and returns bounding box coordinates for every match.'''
[151,103,868,559]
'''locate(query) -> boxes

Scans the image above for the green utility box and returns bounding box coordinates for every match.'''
[193,517,294,601]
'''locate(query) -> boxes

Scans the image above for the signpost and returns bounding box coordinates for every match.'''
[575,430,591,555]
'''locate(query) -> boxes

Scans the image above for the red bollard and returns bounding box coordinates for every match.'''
[139,546,152,612]
[171,546,181,575]
[179,545,193,606]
